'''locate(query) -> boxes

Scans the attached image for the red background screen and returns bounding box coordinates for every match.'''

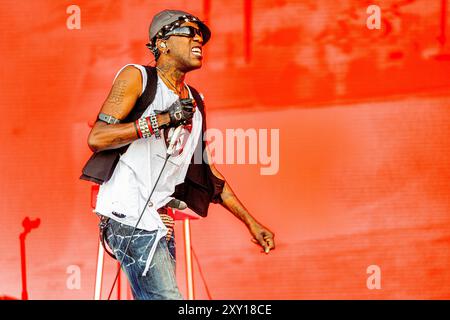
[0,0,449,299]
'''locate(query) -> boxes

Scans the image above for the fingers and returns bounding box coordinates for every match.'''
[251,233,275,254]
[183,105,194,112]
[251,237,268,253]
[183,106,195,115]
[180,98,196,106]
[263,233,275,250]
[264,238,275,252]
[168,99,196,126]
[181,98,196,114]
[255,234,270,254]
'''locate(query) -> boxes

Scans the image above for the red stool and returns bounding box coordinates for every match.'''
[169,208,201,300]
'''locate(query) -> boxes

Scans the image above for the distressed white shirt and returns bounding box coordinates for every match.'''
[95,64,202,275]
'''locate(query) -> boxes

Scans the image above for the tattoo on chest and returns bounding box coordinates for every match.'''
[107,80,128,105]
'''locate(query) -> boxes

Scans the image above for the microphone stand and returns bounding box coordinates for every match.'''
[107,125,184,299]
[19,217,40,300]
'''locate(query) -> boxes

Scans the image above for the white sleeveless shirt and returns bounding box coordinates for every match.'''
[95,64,203,275]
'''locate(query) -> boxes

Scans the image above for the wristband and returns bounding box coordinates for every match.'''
[137,117,152,139]
[133,121,142,138]
[145,117,154,135]
[149,113,161,139]
[98,113,120,124]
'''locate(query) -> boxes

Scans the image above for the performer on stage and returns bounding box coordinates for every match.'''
[81,9,275,300]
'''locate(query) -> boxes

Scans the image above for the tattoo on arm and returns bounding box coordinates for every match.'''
[111,136,129,145]
[107,80,128,105]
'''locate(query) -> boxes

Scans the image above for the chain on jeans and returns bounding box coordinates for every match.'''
[98,206,175,259]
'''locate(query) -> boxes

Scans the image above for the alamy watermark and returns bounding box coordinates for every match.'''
[66,265,81,290]
[67,4,382,31]
[366,5,381,30]
[188,128,280,175]
[366,264,381,290]
[66,5,81,30]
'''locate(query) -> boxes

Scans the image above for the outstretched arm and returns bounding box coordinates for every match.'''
[207,149,275,254]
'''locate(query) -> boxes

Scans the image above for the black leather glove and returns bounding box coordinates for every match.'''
[166,98,196,127]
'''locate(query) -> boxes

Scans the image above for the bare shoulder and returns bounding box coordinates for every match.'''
[110,65,143,98]
[99,65,144,121]
[115,65,143,85]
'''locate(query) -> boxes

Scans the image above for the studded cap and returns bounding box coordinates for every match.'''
[149,9,211,44]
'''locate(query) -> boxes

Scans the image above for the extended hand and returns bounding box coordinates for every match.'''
[249,223,275,254]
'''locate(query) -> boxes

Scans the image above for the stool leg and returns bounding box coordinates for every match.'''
[94,239,105,300]
[117,262,121,300]
[184,218,194,300]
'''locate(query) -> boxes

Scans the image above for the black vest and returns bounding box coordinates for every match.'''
[80,66,225,217]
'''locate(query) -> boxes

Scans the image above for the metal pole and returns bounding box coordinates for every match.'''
[117,262,121,300]
[243,0,253,62]
[19,217,40,300]
[94,239,105,300]
[183,218,195,300]
[19,233,28,300]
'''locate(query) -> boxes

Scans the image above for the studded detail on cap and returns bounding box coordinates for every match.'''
[148,9,211,45]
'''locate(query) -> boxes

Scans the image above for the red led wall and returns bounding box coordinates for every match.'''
[0,0,449,299]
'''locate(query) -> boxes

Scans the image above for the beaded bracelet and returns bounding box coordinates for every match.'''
[145,117,154,135]
[149,113,161,139]
[136,117,152,139]
[133,121,142,138]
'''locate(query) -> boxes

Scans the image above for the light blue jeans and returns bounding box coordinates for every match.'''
[104,218,183,300]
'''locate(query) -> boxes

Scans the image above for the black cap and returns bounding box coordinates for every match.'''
[149,9,211,45]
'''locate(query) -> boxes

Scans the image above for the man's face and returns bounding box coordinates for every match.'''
[162,21,204,72]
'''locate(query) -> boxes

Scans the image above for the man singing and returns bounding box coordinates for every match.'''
[81,9,275,300]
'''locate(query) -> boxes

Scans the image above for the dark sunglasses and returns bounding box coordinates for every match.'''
[165,26,203,39]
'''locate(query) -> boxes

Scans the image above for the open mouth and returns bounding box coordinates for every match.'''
[191,46,203,58]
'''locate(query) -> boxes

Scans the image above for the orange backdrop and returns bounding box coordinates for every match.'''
[0,0,449,299]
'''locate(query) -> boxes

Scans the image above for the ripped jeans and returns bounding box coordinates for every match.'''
[104,217,183,300]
